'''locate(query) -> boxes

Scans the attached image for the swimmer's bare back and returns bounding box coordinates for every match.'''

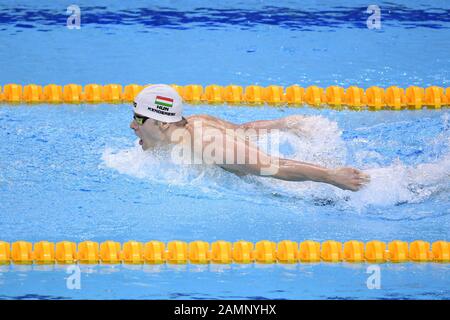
[183,115,370,191]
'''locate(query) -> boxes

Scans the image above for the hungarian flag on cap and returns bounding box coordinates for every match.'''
[155,95,173,108]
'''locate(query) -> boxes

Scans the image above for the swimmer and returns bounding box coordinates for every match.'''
[130,84,370,191]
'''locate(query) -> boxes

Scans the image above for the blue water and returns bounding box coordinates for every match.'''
[0,0,449,299]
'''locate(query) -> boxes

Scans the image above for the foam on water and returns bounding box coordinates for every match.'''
[348,113,450,211]
[101,115,450,212]
[101,139,254,199]
[257,115,348,167]
[260,114,450,211]
[347,154,450,211]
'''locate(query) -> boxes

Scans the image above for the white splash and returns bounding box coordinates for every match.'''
[256,115,347,167]
[101,140,212,185]
[262,115,450,210]
[101,114,450,211]
[100,139,253,198]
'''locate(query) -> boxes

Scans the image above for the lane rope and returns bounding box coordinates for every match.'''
[0,240,448,264]
[0,83,449,109]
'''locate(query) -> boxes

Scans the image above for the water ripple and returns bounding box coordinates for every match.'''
[0,4,449,30]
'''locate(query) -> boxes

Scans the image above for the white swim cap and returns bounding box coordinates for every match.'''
[133,84,183,123]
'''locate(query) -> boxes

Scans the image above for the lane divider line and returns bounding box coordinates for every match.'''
[0,240,448,264]
[0,84,449,109]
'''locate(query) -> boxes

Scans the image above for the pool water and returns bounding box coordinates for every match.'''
[0,0,449,299]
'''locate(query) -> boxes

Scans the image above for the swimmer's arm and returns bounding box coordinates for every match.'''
[215,136,331,183]
[273,158,331,182]
[268,159,370,191]
[240,119,286,130]
[218,139,368,191]
[201,130,369,191]
[240,115,306,131]
[220,158,331,184]
[222,158,369,192]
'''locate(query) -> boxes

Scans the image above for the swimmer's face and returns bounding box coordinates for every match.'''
[130,113,165,150]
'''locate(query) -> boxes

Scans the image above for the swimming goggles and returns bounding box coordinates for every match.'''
[133,113,149,126]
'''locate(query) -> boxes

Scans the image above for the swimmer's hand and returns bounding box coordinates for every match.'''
[328,167,371,192]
